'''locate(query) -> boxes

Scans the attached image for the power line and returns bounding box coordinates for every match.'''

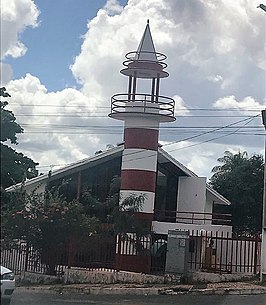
[16,113,263,171]
[19,131,265,135]
[35,124,263,171]
[7,103,264,112]
[121,116,261,164]
[113,115,261,163]
[33,115,263,171]
[163,114,261,147]
[167,117,258,153]
[19,123,262,129]
[15,113,260,118]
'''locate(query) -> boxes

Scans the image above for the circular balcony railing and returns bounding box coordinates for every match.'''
[109,93,176,122]
[123,51,168,69]
[121,51,169,79]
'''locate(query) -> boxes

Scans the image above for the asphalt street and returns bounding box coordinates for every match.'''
[10,289,266,305]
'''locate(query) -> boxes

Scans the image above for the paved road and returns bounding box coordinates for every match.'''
[10,289,266,305]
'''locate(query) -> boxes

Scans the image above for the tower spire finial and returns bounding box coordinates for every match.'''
[147,19,149,24]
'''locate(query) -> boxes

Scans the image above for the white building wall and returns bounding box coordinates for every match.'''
[205,192,213,213]
[152,220,232,236]
[177,177,206,213]
[24,181,47,195]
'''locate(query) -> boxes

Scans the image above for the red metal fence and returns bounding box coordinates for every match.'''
[0,237,116,278]
[1,240,67,277]
[1,230,261,278]
[1,235,166,277]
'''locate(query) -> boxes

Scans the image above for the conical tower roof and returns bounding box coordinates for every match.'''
[135,20,157,62]
[120,20,168,79]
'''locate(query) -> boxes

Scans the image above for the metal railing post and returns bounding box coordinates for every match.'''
[254,234,259,275]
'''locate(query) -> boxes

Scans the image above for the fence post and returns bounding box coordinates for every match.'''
[65,238,74,284]
[24,242,29,276]
[116,234,121,272]
[67,238,73,269]
[253,234,259,275]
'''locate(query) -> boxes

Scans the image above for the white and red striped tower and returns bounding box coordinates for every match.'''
[109,21,175,226]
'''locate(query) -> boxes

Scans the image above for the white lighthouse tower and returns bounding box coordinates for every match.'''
[109,20,175,227]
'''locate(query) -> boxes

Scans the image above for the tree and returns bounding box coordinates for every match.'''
[1,177,149,275]
[80,175,149,237]
[1,87,23,144]
[0,87,38,188]
[210,151,264,236]
[1,184,99,275]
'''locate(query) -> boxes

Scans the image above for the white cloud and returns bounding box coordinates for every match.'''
[71,0,265,107]
[173,95,190,115]
[3,0,265,178]
[213,95,265,116]
[207,75,223,83]
[165,141,264,179]
[104,0,123,15]
[1,0,39,60]
[7,74,104,168]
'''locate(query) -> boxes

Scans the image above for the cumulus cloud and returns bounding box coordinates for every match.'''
[71,0,265,108]
[165,141,264,179]
[3,0,265,175]
[7,74,103,169]
[0,0,39,84]
[213,95,265,116]
[104,0,124,15]
[173,95,190,115]
[1,0,39,60]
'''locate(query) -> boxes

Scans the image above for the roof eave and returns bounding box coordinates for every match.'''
[5,145,124,192]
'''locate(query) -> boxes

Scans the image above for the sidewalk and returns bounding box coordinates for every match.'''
[17,281,266,296]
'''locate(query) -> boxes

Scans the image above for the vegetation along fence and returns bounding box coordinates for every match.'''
[0,236,116,278]
[1,230,262,278]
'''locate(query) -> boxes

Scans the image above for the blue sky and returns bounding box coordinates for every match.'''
[4,0,127,91]
[1,0,265,177]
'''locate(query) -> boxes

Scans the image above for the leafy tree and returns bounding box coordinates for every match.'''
[80,175,149,237]
[79,175,151,256]
[2,177,149,274]
[0,87,38,188]
[210,151,264,236]
[1,87,23,144]
[1,184,99,275]
[1,144,38,188]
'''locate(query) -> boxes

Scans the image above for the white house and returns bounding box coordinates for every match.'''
[6,143,232,236]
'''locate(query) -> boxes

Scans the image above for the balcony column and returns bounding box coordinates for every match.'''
[151,78,156,102]
[128,76,132,101]
[155,73,160,102]
[132,71,137,102]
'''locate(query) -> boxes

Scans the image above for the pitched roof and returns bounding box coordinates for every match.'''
[6,144,230,205]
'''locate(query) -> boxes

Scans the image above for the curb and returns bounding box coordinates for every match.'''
[17,286,160,295]
[159,287,266,296]
[17,285,266,296]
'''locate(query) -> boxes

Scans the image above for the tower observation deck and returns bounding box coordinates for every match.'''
[109,20,175,123]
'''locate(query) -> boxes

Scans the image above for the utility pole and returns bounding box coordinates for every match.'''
[256,3,266,282]
[261,109,266,282]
